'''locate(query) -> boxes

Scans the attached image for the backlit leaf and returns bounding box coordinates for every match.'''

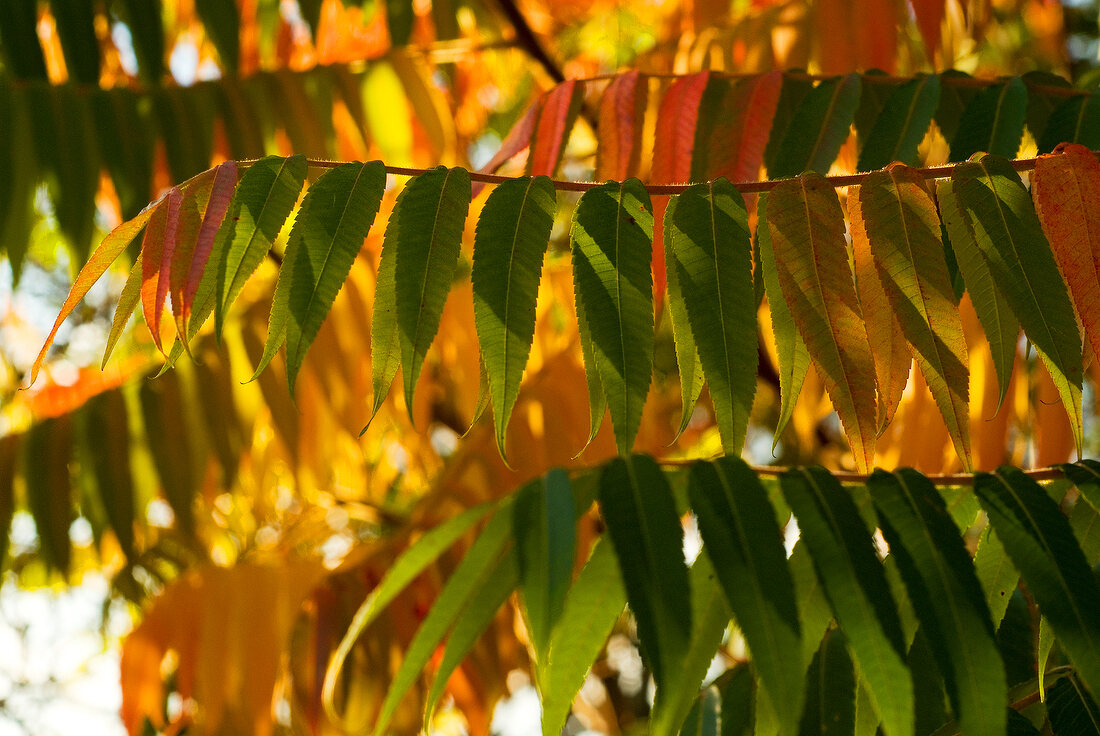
[1046,675,1100,735]
[1038,93,1100,153]
[869,469,1005,736]
[763,73,814,175]
[705,70,783,183]
[178,160,237,336]
[0,436,16,567]
[527,80,583,178]
[140,373,196,536]
[935,177,1018,409]
[472,176,556,460]
[1062,459,1100,515]
[768,174,879,472]
[769,74,862,178]
[394,166,472,418]
[952,155,1083,454]
[688,457,803,736]
[1032,143,1100,366]
[974,467,1100,696]
[652,72,712,185]
[667,180,758,453]
[949,78,1027,161]
[680,687,721,736]
[117,0,164,83]
[539,538,626,736]
[858,74,941,171]
[140,187,184,354]
[853,167,970,467]
[168,169,216,345]
[52,0,99,85]
[24,417,73,576]
[285,161,386,394]
[972,525,1019,630]
[756,193,811,448]
[663,195,705,439]
[599,455,690,691]
[368,237,401,424]
[103,253,145,367]
[780,467,913,736]
[571,180,654,455]
[215,155,308,341]
[799,628,856,736]
[596,70,647,181]
[575,282,608,449]
[194,0,239,72]
[82,391,136,560]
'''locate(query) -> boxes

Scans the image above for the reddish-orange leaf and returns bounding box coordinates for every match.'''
[707,70,783,183]
[817,0,897,74]
[527,79,584,177]
[471,94,544,197]
[651,71,711,185]
[1033,143,1100,366]
[140,187,183,354]
[27,203,158,387]
[848,185,911,432]
[169,169,216,344]
[910,0,945,63]
[183,161,238,336]
[596,70,647,181]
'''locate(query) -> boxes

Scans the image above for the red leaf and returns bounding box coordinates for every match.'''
[1032,143,1100,367]
[471,94,544,197]
[141,187,183,354]
[816,0,898,74]
[169,169,217,344]
[651,71,711,185]
[528,79,584,177]
[910,0,945,63]
[27,204,159,387]
[707,71,783,183]
[596,71,647,181]
[183,161,239,336]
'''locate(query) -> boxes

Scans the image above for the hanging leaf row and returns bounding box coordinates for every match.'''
[32,138,1100,467]
[318,454,1100,736]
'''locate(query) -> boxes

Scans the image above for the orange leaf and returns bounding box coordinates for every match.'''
[707,71,783,183]
[596,70,647,181]
[169,170,216,344]
[140,187,183,354]
[651,71,711,185]
[183,161,239,336]
[816,0,898,74]
[1032,143,1100,367]
[848,185,910,433]
[527,79,584,177]
[27,204,157,386]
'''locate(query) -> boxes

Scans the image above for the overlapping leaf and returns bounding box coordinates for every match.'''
[663,196,706,438]
[596,70,647,181]
[858,74,941,171]
[948,78,1027,161]
[688,458,803,736]
[951,155,1083,454]
[472,176,556,460]
[571,180,654,456]
[800,628,856,736]
[869,469,1004,736]
[769,73,862,178]
[768,174,879,472]
[974,467,1100,696]
[528,80,583,177]
[853,166,970,467]
[781,467,913,736]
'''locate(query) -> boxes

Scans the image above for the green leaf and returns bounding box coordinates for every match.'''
[24,417,73,576]
[422,551,519,727]
[385,0,415,50]
[768,175,879,473]
[0,81,36,284]
[1038,93,1100,153]
[575,290,609,448]
[650,553,732,736]
[571,180,655,455]
[514,469,576,661]
[973,525,1019,630]
[599,455,691,690]
[974,467,1100,696]
[472,176,556,460]
[799,628,856,736]
[667,180,758,453]
[52,0,99,85]
[1047,675,1100,735]
[688,457,803,736]
[117,0,164,83]
[681,687,722,736]
[394,167,472,420]
[194,0,239,72]
[718,663,755,736]
[935,71,982,145]
[0,0,47,79]
[952,155,1083,454]
[323,500,497,724]
[949,77,1028,161]
[215,155,308,342]
[780,467,913,736]
[757,192,811,447]
[790,540,835,670]
[1022,71,1072,147]
[854,167,970,467]
[91,88,155,221]
[664,195,705,439]
[539,538,627,736]
[935,177,1018,409]
[284,161,386,394]
[769,73,862,178]
[858,74,941,171]
[82,391,136,561]
[763,73,814,175]
[0,435,17,567]
[368,237,401,426]
[369,504,513,736]
[868,469,1005,736]
[1061,460,1100,515]
[140,373,197,536]
[103,252,145,368]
